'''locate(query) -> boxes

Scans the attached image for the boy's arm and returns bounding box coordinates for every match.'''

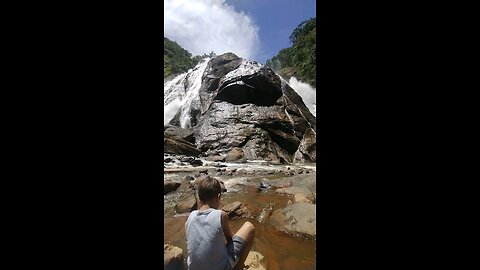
[221,210,234,242]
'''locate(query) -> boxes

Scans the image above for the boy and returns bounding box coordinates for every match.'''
[185,177,255,270]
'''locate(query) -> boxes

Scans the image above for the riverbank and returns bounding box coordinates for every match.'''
[164,156,316,270]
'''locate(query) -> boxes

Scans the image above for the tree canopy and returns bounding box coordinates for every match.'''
[266,17,316,87]
[164,37,196,78]
[164,37,216,78]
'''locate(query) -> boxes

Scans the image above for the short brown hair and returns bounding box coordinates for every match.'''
[197,176,221,202]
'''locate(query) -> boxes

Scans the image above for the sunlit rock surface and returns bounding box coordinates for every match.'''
[164,53,316,163]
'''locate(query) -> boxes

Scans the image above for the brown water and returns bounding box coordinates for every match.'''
[164,170,316,270]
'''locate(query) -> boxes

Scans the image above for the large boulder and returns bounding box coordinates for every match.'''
[225,147,246,162]
[164,125,195,143]
[164,137,201,157]
[269,203,316,239]
[260,177,292,188]
[204,155,225,162]
[190,159,203,167]
[290,174,316,191]
[293,128,316,162]
[174,193,198,213]
[294,193,313,204]
[164,180,181,195]
[221,201,254,219]
[275,186,315,202]
[219,181,227,193]
[164,52,316,163]
[164,244,183,270]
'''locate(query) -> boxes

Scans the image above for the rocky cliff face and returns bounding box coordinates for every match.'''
[164,53,316,163]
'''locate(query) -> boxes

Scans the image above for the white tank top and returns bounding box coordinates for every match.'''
[186,209,231,270]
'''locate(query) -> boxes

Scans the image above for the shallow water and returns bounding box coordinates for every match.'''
[164,166,316,270]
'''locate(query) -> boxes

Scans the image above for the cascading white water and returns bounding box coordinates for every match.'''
[163,58,210,127]
[287,77,316,117]
[279,76,317,137]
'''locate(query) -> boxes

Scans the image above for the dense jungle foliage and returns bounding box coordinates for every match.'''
[266,17,316,87]
[164,37,196,78]
[164,37,215,78]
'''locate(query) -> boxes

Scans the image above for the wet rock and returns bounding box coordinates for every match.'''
[225,147,246,162]
[261,177,292,188]
[164,157,173,163]
[190,159,203,167]
[222,201,254,219]
[293,128,316,162]
[180,156,195,163]
[275,186,315,202]
[259,182,271,189]
[214,163,227,167]
[189,180,198,190]
[164,180,181,195]
[178,180,194,192]
[164,137,201,157]
[204,155,226,162]
[166,53,316,163]
[257,203,273,223]
[164,244,183,270]
[290,174,316,192]
[236,168,247,175]
[269,203,316,239]
[294,193,313,204]
[174,193,198,213]
[183,175,194,181]
[243,251,267,270]
[219,181,227,192]
[164,125,195,143]
[198,169,208,174]
[254,169,268,175]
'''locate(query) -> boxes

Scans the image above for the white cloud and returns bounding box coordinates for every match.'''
[288,77,316,117]
[164,0,260,60]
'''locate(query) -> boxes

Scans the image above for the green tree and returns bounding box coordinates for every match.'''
[266,17,316,87]
[164,37,197,78]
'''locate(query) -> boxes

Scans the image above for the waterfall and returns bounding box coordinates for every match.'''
[287,77,316,117]
[279,76,316,138]
[163,58,210,128]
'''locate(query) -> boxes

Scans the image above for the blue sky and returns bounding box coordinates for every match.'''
[164,0,316,64]
[225,0,316,63]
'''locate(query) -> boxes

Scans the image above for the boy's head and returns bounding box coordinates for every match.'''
[197,176,222,205]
